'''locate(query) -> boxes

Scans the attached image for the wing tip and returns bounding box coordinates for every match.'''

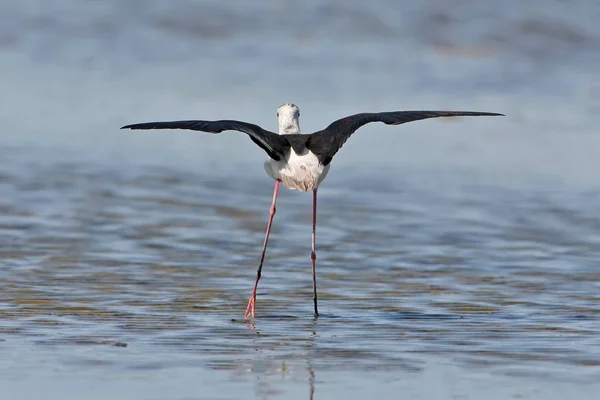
[448,111,505,118]
[121,123,145,130]
[457,112,505,117]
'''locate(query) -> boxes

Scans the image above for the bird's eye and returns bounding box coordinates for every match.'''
[277,113,279,117]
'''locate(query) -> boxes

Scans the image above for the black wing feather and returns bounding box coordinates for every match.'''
[121,120,290,161]
[307,110,504,165]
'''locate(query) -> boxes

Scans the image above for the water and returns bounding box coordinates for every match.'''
[1,0,600,399]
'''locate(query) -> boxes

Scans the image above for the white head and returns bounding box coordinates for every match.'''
[277,103,301,134]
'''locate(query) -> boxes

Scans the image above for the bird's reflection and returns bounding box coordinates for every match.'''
[248,319,319,399]
[308,359,315,400]
[249,357,316,399]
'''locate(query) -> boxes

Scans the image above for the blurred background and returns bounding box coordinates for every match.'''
[1,1,599,399]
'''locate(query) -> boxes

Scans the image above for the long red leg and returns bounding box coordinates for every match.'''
[312,189,319,317]
[245,179,281,320]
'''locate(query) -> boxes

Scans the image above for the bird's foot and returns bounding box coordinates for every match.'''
[244,294,256,320]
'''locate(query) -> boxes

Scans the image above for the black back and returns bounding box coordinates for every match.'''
[122,110,503,165]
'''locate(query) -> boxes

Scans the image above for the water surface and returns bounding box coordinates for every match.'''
[1,0,600,399]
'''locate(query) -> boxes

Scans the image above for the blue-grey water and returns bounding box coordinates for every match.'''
[1,1,600,399]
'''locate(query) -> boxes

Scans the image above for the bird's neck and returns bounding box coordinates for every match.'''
[278,117,301,135]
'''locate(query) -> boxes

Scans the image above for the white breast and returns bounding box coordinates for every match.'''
[264,148,330,192]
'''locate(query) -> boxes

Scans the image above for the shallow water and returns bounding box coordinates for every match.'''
[2,148,600,399]
[1,0,600,399]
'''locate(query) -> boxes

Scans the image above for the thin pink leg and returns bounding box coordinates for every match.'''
[245,179,281,320]
[312,189,319,317]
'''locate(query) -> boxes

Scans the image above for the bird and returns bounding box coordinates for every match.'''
[121,104,504,320]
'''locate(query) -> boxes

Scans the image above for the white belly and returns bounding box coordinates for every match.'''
[264,148,330,192]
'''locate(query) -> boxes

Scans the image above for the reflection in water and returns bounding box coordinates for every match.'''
[308,360,315,400]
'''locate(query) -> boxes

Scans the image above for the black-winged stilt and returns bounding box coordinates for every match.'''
[122,104,503,320]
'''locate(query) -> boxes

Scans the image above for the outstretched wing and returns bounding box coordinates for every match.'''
[121,120,290,161]
[307,110,504,165]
